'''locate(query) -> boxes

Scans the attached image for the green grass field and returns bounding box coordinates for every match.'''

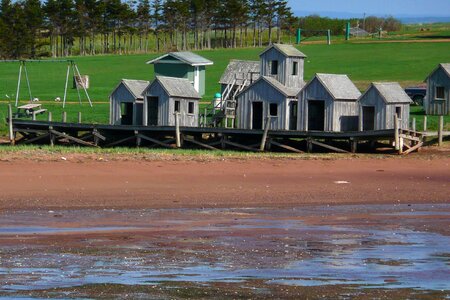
[1,41,449,134]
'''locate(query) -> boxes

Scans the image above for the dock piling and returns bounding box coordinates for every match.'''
[8,104,14,145]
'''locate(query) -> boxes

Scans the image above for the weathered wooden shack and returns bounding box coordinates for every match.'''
[259,43,306,89]
[143,76,201,127]
[424,63,450,115]
[109,79,149,125]
[358,82,412,131]
[235,44,306,130]
[146,52,213,97]
[297,73,361,132]
[236,76,301,130]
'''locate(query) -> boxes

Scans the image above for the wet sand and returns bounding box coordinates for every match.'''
[0,154,449,210]
[0,149,449,298]
[0,205,449,298]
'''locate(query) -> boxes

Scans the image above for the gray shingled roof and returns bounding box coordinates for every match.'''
[371,82,413,104]
[153,76,201,99]
[439,63,450,77]
[219,60,260,85]
[260,43,307,58]
[263,76,303,97]
[116,79,150,100]
[315,73,361,100]
[146,51,213,66]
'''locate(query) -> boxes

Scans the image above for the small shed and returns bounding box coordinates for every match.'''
[146,51,213,97]
[358,82,412,131]
[236,76,302,130]
[219,60,260,98]
[109,79,149,125]
[143,76,201,127]
[424,63,450,115]
[259,43,306,89]
[298,73,361,132]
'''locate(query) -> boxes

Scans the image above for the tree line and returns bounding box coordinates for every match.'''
[0,0,297,58]
[0,0,403,59]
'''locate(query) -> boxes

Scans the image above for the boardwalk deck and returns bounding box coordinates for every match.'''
[8,118,421,154]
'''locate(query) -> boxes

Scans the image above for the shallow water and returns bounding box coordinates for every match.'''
[0,204,449,296]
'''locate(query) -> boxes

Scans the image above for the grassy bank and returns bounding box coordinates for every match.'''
[0,41,449,135]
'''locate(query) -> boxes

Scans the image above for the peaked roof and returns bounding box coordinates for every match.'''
[425,63,450,81]
[149,76,201,99]
[111,79,149,100]
[219,60,260,85]
[260,43,307,58]
[314,73,361,100]
[146,51,213,66]
[238,76,303,98]
[369,82,412,104]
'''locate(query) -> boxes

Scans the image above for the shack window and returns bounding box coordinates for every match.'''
[188,101,195,114]
[174,100,180,112]
[269,103,278,116]
[292,61,298,75]
[395,106,402,117]
[436,86,445,99]
[271,60,278,75]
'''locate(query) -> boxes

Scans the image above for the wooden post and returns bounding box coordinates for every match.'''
[350,138,357,153]
[62,111,67,123]
[48,111,52,122]
[423,115,427,132]
[78,112,82,123]
[8,104,14,145]
[307,137,313,153]
[174,112,181,148]
[394,114,399,151]
[49,126,54,147]
[260,116,271,151]
[135,130,141,147]
[32,112,36,121]
[438,115,444,147]
[411,118,416,146]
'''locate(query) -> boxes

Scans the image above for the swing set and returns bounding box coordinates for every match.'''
[1,59,93,108]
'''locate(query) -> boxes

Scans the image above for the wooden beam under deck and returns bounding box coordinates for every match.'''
[9,119,423,155]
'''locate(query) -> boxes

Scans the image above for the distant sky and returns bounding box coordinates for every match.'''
[288,0,450,17]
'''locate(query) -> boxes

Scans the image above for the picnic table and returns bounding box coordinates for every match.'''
[15,104,47,120]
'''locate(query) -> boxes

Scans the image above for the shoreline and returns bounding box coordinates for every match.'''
[0,151,448,210]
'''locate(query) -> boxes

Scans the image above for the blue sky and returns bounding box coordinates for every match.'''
[288,0,450,17]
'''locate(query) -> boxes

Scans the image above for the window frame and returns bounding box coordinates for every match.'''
[269,103,278,117]
[174,100,180,113]
[435,86,445,100]
[188,101,195,115]
[395,106,402,118]
[271,60,278,75]
[292,61,298,76]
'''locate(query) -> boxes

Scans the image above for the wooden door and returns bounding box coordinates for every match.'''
[308,100,325,131]
[147,97,159,126]
[362,106,375,131]
[121,102,133,125]
[289,101,298,130]
[252,102,263,129]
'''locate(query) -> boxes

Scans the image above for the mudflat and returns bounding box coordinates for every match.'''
[0,149,448,210]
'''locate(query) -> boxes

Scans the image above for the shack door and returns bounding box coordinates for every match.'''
[121,102,133,125]
[147,97,159,126]
[362,106,375,131]
[252,102,263,129]
[289,101,298,130]
[308,100,325,131]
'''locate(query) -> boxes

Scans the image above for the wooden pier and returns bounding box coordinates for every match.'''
[7,116,425,155]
